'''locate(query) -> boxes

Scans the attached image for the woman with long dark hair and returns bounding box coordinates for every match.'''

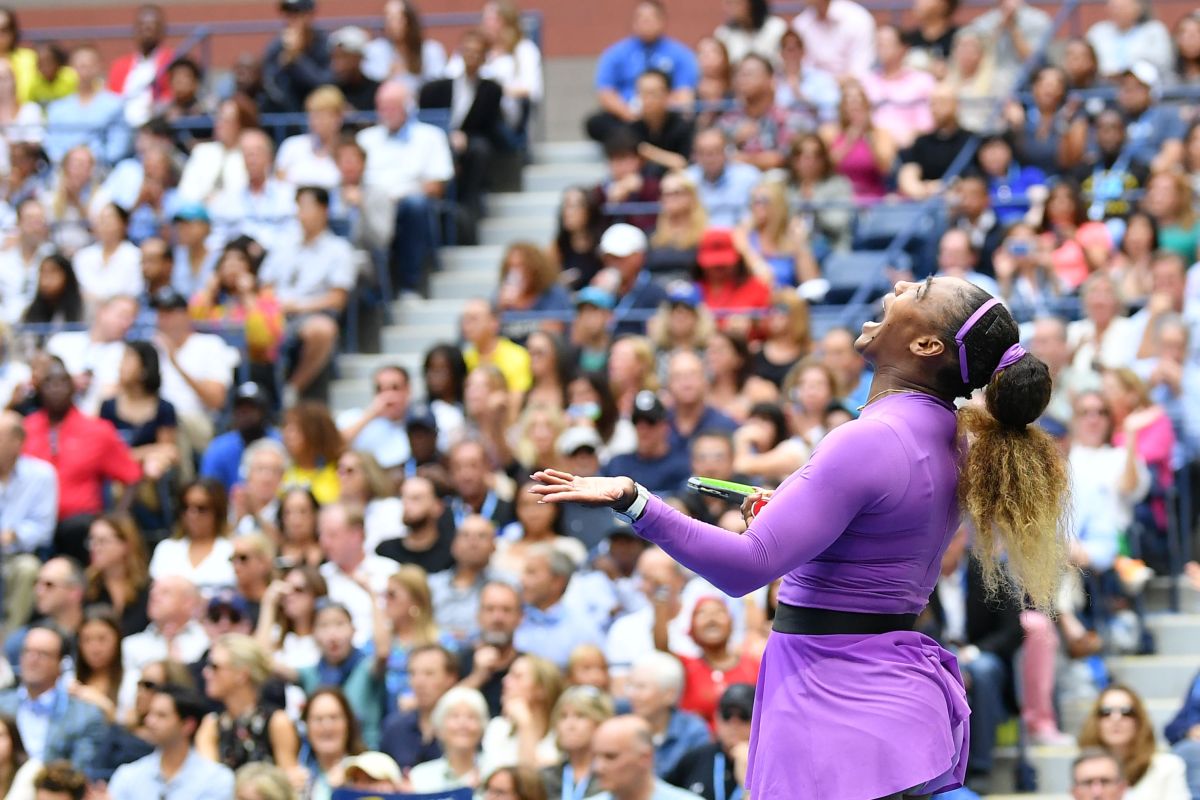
[533,276,1071,798]
[100,341,179,484]
[84,515,151,636]
[550,186,604,291]
[1078,684,1189,799]
[68,608,125,722]
[21,253,83,325]
[714,0,788,63]
[363,0,447,90]
[149,478,235,594]
[0,714,36,800]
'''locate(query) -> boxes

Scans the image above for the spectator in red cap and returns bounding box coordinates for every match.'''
[692,229,770,336]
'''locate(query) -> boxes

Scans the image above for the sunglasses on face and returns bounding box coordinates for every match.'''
[1098,705,1135,719]
[207,609,244,624]
[720,708,751,723]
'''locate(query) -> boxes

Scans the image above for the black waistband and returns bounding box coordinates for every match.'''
[772,602,918,636]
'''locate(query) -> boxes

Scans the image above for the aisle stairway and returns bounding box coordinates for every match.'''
[330,141,1200,800]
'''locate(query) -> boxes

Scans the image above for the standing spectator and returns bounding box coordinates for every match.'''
[861,26,935,149]
[106,684,235,800]
[0,410,57,630]
[717,56,808,171]
[262,0,331,114]
[275,86,345,190]
[327,28,379,113]
[585,1,699,144]
[107,4,175,128]
[21,358,142,561]
[1086,0,1172,77]
[363,0,447,92]
[208,129,297,253]
[357,81,453,300]
[149,479,236,595]
[0,626,106,772]
[791,0,876,80]
[45,46,129,166]
[715,0,789,63]
[684,129,761,229]
[897,82,972,199]
[258,186,353,404]
[1078,684,1190,799]
[964,0,1051,79]
[902,0,959,72]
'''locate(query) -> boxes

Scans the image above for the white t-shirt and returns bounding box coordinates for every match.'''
[148,535,237,596]
[357,122,455,201]
[258,229,356,305]
[319,556,399,646]
[364,496,404,553]
[73,241,143,302]
[45,332,127,415]
[157,332,240,418]
[276,134,341,190]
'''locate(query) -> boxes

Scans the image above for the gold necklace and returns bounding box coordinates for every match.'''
[857,389,922,412]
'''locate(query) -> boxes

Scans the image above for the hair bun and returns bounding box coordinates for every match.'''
[985,353,1051,430]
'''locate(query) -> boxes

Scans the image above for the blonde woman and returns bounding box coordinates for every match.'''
[480,654,564,776]
[945,29,1005,134]
[648,170,707,267]
[822,79,895,201]
[478,0,543,130]
[45,145,98,256]
[647,284,716,358]
[542,686,615,799]
[275,85,346,189]
[512,403,567,474]
[378,566,452,715]
[234,763,297,800]
[335,450,402,553]
[749,290,813,389]
[735,179,820,289]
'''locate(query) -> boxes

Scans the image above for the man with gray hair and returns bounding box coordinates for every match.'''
[592,715,703,800]
[1070,748,1126,800]
[513,542,603,669]
[626,651,711,778]
[3,556,85,667]
[0,410,57,629]
[232,437,288,536]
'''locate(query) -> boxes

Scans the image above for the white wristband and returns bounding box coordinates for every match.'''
[614,483,651,524]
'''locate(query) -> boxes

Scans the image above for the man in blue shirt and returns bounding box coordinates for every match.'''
[664,350,737,451]
[684,128,761,229]
[585,0,699,144]
[605,391,691,497]
[198,382,276,491]
[513,543,603,670]
[0,411,58,629]
[107,684,234,800]
[45,45,130,165]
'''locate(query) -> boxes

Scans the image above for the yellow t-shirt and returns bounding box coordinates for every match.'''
[283,463,341,505]
[463,337,532,393]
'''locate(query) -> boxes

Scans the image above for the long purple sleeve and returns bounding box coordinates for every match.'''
[632,393,962,612]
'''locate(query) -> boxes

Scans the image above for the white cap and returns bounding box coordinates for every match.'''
[556,426,603,456]
[1122,60,1159,89]
[341,752,402,783]
[330,26,370,55]
[599,223,648,257]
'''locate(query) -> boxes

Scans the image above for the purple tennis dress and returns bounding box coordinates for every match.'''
[632,393,970,798]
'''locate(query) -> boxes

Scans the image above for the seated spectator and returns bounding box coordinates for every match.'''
[276,86,345,190]
[1073,62,1184,173]
[593,128,661,234]
[685,129,760,229]
[233,763,298,800]
[645,171,707,277]
[508,409,567,482]
[83,514,150,636]
[156,59,213,151]
[32,763,88,800]
[327,27,379,112]
[337,365,414,473]
[363,0,448,91]
[541,687,614,796]
[44,45,129,166]
[552,187,605,291]
[663,349,738,449]
[408,686,490,792]
[198,387,277,499]
[258,563,327,680]
[976,135,1046,226]
[902,0,959,72]
[139,237,174,308]
[19,254,84,327]
[262,0,331,114]
[773,31,839,125]
[461,367,517,469]
[665,683,754,800]
[3,556,85,668]
[0,199,55,324]
[122,577,209,681]
[692,228,771,329]
[188,243,285,376]
[1174,12,1200,83]
[378,644,459,770]
[357,80,453,300]
[229,534,275,626]
[629,69,694,177]
[944,174,1004,277]
[0,409,57,629]
[592,715,704,800]
[1037,181,1113,291]
[40,147,95,260]
[107,684,235,800]
[585,1,698,144]
[317,501,398,643]
[195,634,299,770]
[177,97,255,203]
[962,0,1051,80]
[513,544,602,668]
[626,652,711,779]
[21,357,142,560]
[736,179,819,289]
[333,450,400,552]
[1111,212,1159,310]
[73,203,142,307]
[457,0,544,136]
[1086,0,1171,77]
[1070,108,1148,221]
[605,391,691,497]
[0,626,106,772]
[568,290,616,375]
[495,243,571,345]
[897,82,971,199]
[420,344,469,449]
[480,654,562,775]
[92,126,180,246]
[935,228,1003,297]
[862,26,934,149]
[281,403,342,505]
[271,487,323,569]
[29,41,79,106]
[523,331,571,412]
[209,129,297,253]
[149,479,236,595]
[714,0,788,63]
[258,187,352,403]
[992,222,1061,324]
[106,4,173,129]
[1005,66,1072,176]
[750,291,813,389]
[658,597,758,729]
[295,687,364,799]
[1078,684,1190,799]
[822,79,895,201]
[43,293,137,416]
[0,714,39,799]
[786,133,853,256]
[0,59,44,162]
[375,565,453,710]
[462,298,532,396]
[1143,171,1200,264]
[693,37,733,128]
[1103,367,1176,531]
[1068,273,1137,372]
[717,55,809,172]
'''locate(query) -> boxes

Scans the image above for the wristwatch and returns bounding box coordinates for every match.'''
[613,482,651,524]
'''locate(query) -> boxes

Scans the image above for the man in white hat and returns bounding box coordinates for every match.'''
[596,223,667,336]
[329,26,379,111]
[342,752,405,793]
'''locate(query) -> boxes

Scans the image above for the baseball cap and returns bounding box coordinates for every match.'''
[556,426,603,457]
[406,403,438,431]
[330,26,369,55]
[665,280,702,308]
[599,223,648,258]
[696,228,741,269]
[207,589,250,620]
[172,202,210,223]
[1121,60,1159,89]
[234,382,269,408]
[718,683,756,719]
[280,0,315,12]
[151,287,188,311]
[341,752,402,784]
[631,389,666,425]
[575,286,616,310]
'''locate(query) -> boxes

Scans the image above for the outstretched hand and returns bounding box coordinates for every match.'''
[528,469,637,509]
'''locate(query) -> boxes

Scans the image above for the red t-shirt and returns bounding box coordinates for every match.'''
[22,407,142,520]
[678,652,761,729]
[698,276,772,316]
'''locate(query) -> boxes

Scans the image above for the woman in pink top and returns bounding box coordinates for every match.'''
[1037,181,1112,290]
[1102,367,1176,532]
[822,79,896,200]
[861,25,935,149]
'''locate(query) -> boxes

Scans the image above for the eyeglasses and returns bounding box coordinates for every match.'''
[21,647,59,661]
[138,679,160,691]
[375,383,404,393]
[207,609,244,624]
[720,708,752,723]
[1098,705,1135,719]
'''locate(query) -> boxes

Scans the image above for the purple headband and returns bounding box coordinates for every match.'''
[954,297,1025,384]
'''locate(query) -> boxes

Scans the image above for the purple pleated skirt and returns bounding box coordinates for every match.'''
[745,629,970,799]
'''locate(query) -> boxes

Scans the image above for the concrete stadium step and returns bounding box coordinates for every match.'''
[1146,613,1200,656]
[479,216,558,247]
[380,324,460,357]
[533,140,602,165]
[429,270,499,299]
[441,245,503,272]
[390,298,474,327]
[487,190,563,219]
[1144,577,1200,614]
[1107,654,1199,701]
[521,162,607,193]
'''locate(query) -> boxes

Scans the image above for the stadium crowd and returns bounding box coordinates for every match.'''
[0,0,1199,798]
